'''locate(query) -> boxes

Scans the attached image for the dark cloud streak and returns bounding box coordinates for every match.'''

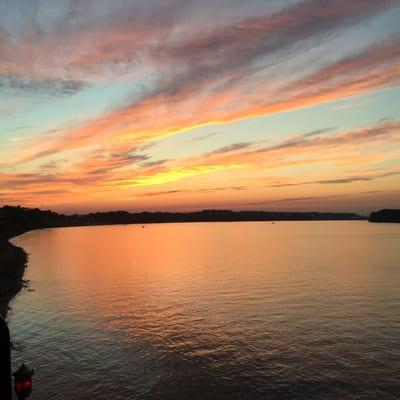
[269,170,400,188]
[207,142,252,156]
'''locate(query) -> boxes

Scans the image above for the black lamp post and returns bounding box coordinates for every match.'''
[0,316,12,400]
[1,316,34,400]
[13,363,34,400]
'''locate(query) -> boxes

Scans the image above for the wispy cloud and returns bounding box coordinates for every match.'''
[303,127,337,138]
[182,132,218,145]
[1,0,400,211]
[141,159,170,168]
[0,75,85,96]
[1,120,398,208]
[138,185,246,197]
[268,170,400,188]
[10,34,400,166]
[207,142,252,156]
[109,164,241,187]
[254,120,400,155]
[194,120,400,167]
[4,0,400,166]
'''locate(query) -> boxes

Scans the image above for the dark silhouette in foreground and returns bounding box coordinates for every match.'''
[0,316,12,399]
[0,241,27,318]
[368,209,400,223]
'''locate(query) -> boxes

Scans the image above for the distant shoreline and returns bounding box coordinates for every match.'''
[368,209,400,223]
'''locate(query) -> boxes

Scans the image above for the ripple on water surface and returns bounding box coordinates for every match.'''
[9,222,400,399]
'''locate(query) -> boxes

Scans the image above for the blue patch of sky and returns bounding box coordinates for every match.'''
[146,85,400,161]
[0,80,139,143]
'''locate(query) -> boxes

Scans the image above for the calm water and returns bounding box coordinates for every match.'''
[9,222,400,400]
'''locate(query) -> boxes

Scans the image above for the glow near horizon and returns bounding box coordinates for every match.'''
[0,0,400,214]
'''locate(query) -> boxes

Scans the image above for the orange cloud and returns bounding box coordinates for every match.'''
[2,1,400,212]
[2,120,398,211]
[108,164,241,188]
[7,34,400,168]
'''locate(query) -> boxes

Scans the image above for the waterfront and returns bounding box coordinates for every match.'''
[9,221,400,399]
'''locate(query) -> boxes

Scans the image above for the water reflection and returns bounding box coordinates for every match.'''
[10,222,400,399]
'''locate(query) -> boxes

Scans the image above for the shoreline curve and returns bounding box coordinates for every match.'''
[0,237,28,318]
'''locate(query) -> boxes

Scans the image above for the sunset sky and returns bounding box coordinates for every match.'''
[1,0,399,214]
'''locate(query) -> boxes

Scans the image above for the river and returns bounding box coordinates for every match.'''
[9,221,400,399]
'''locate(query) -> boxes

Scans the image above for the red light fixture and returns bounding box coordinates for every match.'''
[12,363,34,400]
